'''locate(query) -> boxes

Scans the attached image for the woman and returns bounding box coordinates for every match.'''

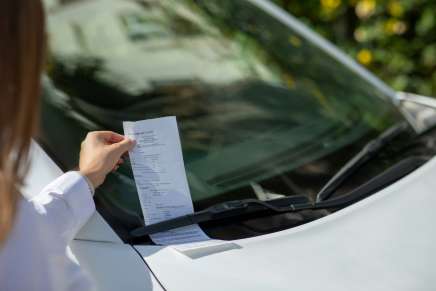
[0,1,135,290]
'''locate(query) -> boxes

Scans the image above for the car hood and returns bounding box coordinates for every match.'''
[134,156,436,291]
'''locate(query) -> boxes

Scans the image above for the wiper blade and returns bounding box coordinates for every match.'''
[315,122,410,202]
[130,156,425,239]
[130,195,309,238]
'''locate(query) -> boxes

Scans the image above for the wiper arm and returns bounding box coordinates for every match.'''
[315,122,410,202]
[130,156,425,239]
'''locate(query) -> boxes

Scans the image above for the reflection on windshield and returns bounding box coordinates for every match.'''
[40,0,400,237]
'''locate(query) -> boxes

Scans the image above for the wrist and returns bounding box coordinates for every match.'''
[79,169,101,190]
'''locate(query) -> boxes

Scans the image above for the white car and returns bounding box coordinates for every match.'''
[26,0,436,290]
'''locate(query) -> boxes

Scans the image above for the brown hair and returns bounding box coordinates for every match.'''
[0,0,45,244]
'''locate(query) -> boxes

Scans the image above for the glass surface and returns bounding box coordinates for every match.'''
[40,0,402,239]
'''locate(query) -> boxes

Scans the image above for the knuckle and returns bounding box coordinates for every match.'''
[112,143,122,150]
[87,131,100,140]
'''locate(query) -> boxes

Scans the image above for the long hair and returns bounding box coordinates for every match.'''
[0,0,45,244]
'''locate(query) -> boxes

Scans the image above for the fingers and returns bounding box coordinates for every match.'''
[108,132,126,143]
[112,159,124,172]
[88,131,126,143]
[110,137,136,155]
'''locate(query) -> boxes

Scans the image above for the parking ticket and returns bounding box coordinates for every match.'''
[123,116,214,246]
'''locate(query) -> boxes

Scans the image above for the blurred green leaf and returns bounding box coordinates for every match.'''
[416,8,434,36]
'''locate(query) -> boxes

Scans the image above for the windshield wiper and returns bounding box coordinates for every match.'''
[130,156,425,239]
[315,122,410,202]
[130,195,309,238]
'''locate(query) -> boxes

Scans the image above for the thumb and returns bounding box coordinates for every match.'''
[111,138,136,155]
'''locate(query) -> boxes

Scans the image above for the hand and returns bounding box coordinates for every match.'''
[78,131,136,189]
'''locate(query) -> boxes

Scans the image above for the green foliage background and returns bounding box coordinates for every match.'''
[274,0,436,96]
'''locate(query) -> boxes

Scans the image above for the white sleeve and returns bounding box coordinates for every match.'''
[0,198,96,291]
[30,171,96,243]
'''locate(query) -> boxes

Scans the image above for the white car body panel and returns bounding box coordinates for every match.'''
[70,240,164,291]
[135,157,436,291]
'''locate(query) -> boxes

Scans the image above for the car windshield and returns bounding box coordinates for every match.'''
[40,0,402,240]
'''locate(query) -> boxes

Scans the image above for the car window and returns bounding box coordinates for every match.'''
[40,0,402,241]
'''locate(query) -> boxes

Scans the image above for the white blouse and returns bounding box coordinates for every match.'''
[0,171,96,291]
